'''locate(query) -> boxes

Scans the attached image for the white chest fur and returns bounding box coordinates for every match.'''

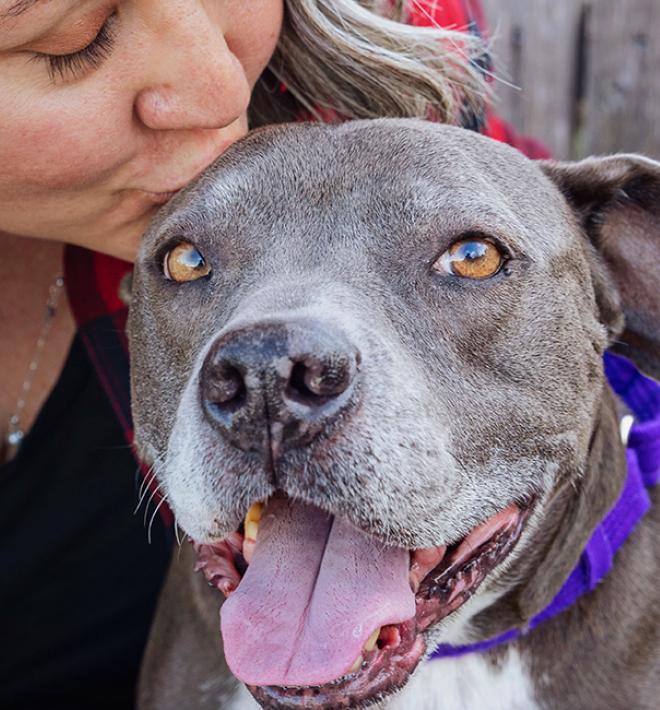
[387,649,539,710]
[226,648,539,710]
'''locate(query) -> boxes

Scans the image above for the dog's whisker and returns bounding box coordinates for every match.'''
[142,480,165,527]
[135,465,161,516]
[135,453,167,515]
[140,460,162,499]
[147,495,169,545]
[135,471,153,512]
[137,459,155,500]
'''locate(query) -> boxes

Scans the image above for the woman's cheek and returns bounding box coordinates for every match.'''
[0,88,134,191]
[222,0,284,86]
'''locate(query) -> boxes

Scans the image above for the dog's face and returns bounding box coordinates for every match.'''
[128,120,660,708]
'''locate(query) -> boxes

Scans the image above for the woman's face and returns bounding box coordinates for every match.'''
[0,0,284,260]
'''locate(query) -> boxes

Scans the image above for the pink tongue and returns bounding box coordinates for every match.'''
[221,497,416,687]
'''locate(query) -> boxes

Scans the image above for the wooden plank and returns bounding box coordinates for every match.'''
[583,0,660,158]
[481,0,583,158]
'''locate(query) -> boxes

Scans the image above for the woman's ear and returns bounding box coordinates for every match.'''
[539,154,660,382]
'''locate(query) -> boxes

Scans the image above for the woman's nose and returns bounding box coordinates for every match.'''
[134,7,252,131]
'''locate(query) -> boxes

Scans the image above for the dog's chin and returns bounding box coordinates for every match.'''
[192,494,533,710]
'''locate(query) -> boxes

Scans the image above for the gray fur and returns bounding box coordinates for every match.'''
[128,120,660,709]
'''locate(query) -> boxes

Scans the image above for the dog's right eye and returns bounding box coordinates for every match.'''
[433,238,505,280]
[163,242,211,282]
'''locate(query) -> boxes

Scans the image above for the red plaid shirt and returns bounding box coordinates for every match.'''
[64,0,549,526]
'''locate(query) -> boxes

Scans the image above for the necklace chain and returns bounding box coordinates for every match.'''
[5,274,65,455]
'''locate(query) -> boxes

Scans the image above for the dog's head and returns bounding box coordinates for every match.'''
[128,120,660,708]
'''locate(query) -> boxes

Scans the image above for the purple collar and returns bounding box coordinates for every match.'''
[431,353,660,659]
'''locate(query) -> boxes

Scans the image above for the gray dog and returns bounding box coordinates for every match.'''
[128,120,659,710]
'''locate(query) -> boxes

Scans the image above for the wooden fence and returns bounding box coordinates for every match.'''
[480,0,660,159]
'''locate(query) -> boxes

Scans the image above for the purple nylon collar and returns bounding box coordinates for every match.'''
[431,353,660,659]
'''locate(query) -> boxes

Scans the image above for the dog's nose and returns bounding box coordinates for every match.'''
[200,321,360,456]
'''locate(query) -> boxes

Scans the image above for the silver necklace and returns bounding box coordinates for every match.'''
[5,273,65,457]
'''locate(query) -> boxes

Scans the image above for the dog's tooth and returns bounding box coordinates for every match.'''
[243,538,256,564]
[364,627,381,653]
[349,655,364,673]
[244,520,259,542]
[244,502,264,542]
[245,501,264,525]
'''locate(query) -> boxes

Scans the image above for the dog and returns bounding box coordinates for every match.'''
[127,119,659,710]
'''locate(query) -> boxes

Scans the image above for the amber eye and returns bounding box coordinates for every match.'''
[434,238,505,280]
[163,242,211,282]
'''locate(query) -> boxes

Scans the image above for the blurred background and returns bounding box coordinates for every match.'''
[481,0,660,159]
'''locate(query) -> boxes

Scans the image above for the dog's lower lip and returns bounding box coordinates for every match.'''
[250,619,425,709]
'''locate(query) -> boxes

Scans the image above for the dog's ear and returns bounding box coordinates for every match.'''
[539,154,660,381]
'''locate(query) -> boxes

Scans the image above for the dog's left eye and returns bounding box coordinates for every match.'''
[163,242,211,282]
[433,238,505,280]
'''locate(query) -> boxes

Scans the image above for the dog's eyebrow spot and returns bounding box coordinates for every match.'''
[149,214,205,249]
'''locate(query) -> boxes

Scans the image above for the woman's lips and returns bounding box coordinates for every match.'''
[134,136,241,203]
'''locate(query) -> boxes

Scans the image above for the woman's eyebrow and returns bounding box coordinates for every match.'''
[1,0,48,20]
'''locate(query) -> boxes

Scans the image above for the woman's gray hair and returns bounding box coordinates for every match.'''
[249,0,489,128]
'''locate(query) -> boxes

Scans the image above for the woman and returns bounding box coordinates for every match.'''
[0,1,546,708]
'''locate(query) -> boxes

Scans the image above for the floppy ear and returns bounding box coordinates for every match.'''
[539,154,660,382]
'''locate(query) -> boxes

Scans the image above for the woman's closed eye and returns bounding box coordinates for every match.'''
[29,10,118,82]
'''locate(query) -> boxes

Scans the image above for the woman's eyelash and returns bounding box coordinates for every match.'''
[33,13,117,82]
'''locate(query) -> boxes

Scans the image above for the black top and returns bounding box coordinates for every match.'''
[0,334,172,710]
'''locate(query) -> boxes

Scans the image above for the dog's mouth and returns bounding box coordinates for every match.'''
[193,494,531,709]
